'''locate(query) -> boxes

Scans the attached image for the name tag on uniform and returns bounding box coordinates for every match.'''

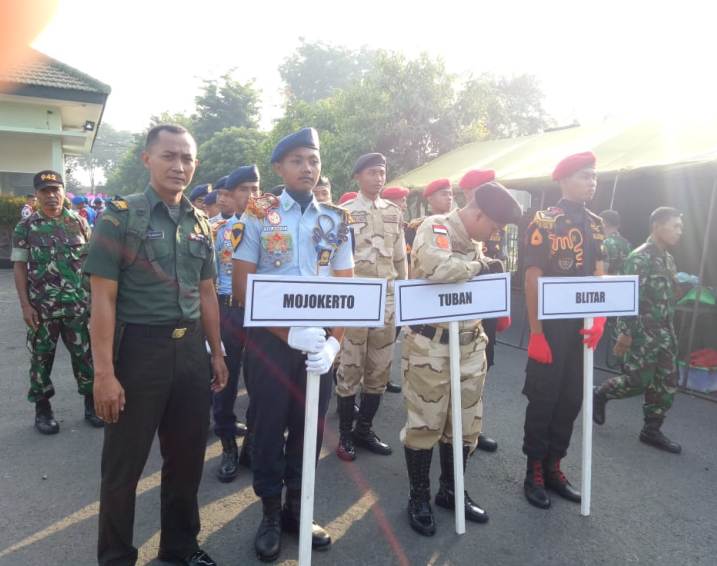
[146,229,164,240]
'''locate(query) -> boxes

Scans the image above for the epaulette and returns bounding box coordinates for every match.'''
[320,201,353,224]
[586,209,603,223]
[532,207,562,229]
[108,197,129,212]
[407,217,425,229]
[245,194,280,219]
[384,199,400,209]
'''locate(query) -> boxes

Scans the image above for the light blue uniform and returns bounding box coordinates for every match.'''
[214,215,241,295]
[233,190,353,275]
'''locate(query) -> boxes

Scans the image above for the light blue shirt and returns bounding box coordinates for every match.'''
[214,214,241,295]
[233,190,354,276]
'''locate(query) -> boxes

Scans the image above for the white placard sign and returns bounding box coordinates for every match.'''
[394,273,511,326]
[243,274,387,327]
[538,275,639,320]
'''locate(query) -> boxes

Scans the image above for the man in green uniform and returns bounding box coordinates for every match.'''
[86,124,228,566]
[600,209,632,275]
[594,207,683,454]
[12,170,102,434]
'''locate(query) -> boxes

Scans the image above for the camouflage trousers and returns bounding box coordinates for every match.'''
[26,314,94,402]
[400,328,488,451]
[598,340,678,420]
[336,295,396,397]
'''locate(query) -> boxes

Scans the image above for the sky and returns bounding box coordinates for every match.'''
[32,0,715,134]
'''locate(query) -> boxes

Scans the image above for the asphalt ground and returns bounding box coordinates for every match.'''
[1,269,715,565]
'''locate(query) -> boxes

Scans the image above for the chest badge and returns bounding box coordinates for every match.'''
[267,210,281,225]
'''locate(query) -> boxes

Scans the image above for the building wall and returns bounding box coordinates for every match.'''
[0,133,63,194]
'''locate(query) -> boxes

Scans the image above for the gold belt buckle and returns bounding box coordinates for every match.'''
[171,327,187,339]
[458,330,474,346]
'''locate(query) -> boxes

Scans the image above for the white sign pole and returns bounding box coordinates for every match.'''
[448,321,466,535]
[299,370,321,566]
[580,317,594,517]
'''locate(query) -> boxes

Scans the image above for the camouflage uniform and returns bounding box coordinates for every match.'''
[11,208,93,402]
[401,210,489,451]
[598,237,678,419]
[603,232,632,275]
[337,192,407,396]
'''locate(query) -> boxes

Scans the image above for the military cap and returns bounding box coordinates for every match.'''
[474,181,523,225]
[338,191,357,205]
[271,127,320,163]
[226,165,260,190]
[424,178,451,198]
[203,191,218,206]
[458,169,496,192]
[382,186,409,200]
[189,184,211,202]
[352,153,386,175]
[71,195,85,206]
[33,170,64,191]
[213,175,229,192]
[552,151,596,181]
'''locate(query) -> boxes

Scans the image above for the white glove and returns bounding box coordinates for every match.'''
[288,327,326,354]
[305,336,341,375]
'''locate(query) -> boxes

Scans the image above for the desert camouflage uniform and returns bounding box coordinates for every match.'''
[11,208,93,402]
[598,237,679,419]
[336,192,407,396]
[400,209,492,451]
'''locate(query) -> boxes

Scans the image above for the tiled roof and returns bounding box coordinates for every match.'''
[0,48,110,95]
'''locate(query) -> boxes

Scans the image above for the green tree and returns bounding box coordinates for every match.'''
[193,127,268,186]
[68,122,134,191]
[191,74,261,145]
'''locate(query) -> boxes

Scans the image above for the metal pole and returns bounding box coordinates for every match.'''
[609,173,620,209]
[298,371,321,566]
[581,317,594,517]
[448,321,466,535]
[682,176,717,387]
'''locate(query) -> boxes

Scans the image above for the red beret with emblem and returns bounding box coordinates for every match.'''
[381,186,409,200]
[458,169,496,192]
[423,178,451,198]
[552,151,596,181]
[338,191,358,205]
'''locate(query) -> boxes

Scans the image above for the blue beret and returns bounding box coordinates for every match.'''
[271,127,320,163]
[352,153,386,175]
[204,191,218,205]
[226,165,260,189]
[189,184,211,202]
[213,175,228,192]
[71,196,85,206]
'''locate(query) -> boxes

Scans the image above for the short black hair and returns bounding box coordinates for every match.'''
[650,206,682,227]
[145,123,190,149]
[316,176,331,189]
[600,209,621,228]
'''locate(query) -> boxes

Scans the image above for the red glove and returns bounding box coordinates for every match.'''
[528,333,553,364]
[496,316,511,333]
[579,317,607,350]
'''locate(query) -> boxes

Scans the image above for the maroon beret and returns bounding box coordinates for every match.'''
[459,169,496,192]
[338,191,358,205]
[424,178,451,198]
[552,151,596,181]
[381,186,409,200]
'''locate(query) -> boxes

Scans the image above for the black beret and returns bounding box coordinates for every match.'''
[474,181,523,225]
[226,165,260,189]
[352,153,386,175]
[189,183,211,202]
[271,128,320,163]
[34,170,64,190]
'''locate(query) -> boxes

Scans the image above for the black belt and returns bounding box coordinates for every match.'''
[409,324,480,345]
[217,294,242,308]
[123,321,199,340]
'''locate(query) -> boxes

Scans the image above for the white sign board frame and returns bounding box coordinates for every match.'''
[394,272,511,326]
[538,275,639,320]
[244,274,387,328]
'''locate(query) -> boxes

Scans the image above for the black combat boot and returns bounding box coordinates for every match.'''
[524,458,551,509]
[281,489,332,550]
[216,436,239,483]
[255,496,282,562]
[544,457,581,503]
[35,399,59,435]
[405,446,436,536]
[385,380,402,393]
[352,393,392,455]
[84,395,104,428]
[336,395,357,462]
[434,443,488,523]
[477,433,498,452]
[238,431,253,469]
[593,386,608,425]
[639,417,681,454]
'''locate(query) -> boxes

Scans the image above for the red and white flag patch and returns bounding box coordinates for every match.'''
[432,225,448,235]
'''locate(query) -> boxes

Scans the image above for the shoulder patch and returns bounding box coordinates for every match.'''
[432,224,448,235]
[231,222,245,250]
[108,198,129,212]
[529,226,544,247]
